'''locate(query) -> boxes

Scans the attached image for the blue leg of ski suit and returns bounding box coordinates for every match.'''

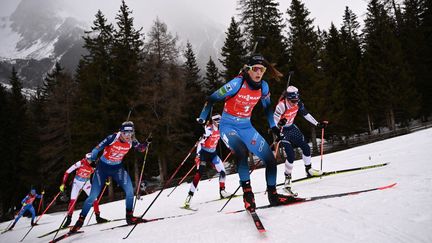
[280,124,311,164]
[220,117,277,186]
[14,205,35,223]
[80,162,134,217]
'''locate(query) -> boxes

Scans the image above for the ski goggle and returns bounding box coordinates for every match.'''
[288,98,299,104]
[121,131,133,137]
[247,65,267,73]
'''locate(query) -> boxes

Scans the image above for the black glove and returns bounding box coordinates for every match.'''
[271,126,283,142]
[316,121,328,129]
[146,136,153,143]
[196,118,206,125]
[278,118,287,127]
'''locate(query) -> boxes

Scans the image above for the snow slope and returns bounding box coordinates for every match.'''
[1,128,432,243]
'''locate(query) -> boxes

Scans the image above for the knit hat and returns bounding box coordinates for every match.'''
[247,54,267,67]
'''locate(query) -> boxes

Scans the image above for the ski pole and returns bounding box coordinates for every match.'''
[168,150,233,197]
[320,123,327,179]
[4,205,26,231]
[37,189,44,215]
[51,179,89,241]
[19,191,61,242]
[124,138,202,239]
[218,142,280,213]
[86,179,109,226]
[165,137,202,197]
[133,136,152,211]
[166,161,197,197]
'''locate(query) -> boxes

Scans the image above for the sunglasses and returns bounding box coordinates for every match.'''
[288,98,299,104]
[121,131,133,136]
[247,65,267,73]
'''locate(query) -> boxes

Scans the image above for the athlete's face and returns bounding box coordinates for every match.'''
[287,98,299,106]
[120,131,133,142]
[247,65,266,82]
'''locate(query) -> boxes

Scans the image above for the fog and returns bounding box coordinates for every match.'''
[1,0,370,32]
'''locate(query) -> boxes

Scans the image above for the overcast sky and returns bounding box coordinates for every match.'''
[1,0,370,31]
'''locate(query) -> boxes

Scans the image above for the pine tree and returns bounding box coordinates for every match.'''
[237,0,288,141]
[286,0,323,152]
[362,0,419,131]
[183,41,206,137]
[205,56,222,93]
[419,0,432,120]
[238,0,287,63]
[220,17,247,80]
[38,62,77,185]
[139,18,190,183]
[0,83,13,217]
[74,9,115,153]
[399,0,430,121]
[238,0,289,103]
[111,0,144,119]
[183,41,203,91]
[322,7,363,136]
[5,67,37,213]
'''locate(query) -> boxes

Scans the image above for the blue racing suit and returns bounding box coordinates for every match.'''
[79,132,147,217]
[14,193,42,223]
[198,76,278,187]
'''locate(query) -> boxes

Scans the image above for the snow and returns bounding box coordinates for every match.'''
[1,128,432,243]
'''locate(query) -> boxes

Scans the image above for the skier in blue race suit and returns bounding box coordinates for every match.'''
[70,121,151,232]
[9,189,44,229]
[197,54,294,212]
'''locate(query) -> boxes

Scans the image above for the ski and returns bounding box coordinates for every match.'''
[37,226,70,238]
[250,211,266,233]
[277,162,389,187]
[38,218,124,238]
[49,230,84,243]
[200,163,389,206]
[180,205,198,211]
[227,183,397,214]
[100,212,195,231]
[198,194,242,205]
[1,228,12,234]
[86,217,124,227]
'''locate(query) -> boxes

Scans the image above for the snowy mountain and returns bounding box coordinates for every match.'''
[1,128,431,243]
[0,0,87,88]
[0,0,227,89]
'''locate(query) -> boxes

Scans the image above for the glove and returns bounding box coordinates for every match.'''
[194,156,200,165]
[59,184,65,192]
[196,118,206,125]
[22,203,27,207]
[316,121,328,129]
[136,143,146,152]
[278,118,287,127]
[105,179,111,186]
[146,136,152,143]
[271,126,283,142]
[41,190,45,195]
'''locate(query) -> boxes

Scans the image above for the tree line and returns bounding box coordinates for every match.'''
[0,0,430,220]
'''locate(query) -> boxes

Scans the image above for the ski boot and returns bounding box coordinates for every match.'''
[183,192,193,208]
[62,215,72,228]
[95,213,109,223]
[305,164,323,177]
[69,215,84,233]
[283,173,298,197]
[219,188,231,199]
[241,181,256,212]
[9,222,16,230]
[31,220,38,226]
[126,210,147,225]
[267,186,297,206]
